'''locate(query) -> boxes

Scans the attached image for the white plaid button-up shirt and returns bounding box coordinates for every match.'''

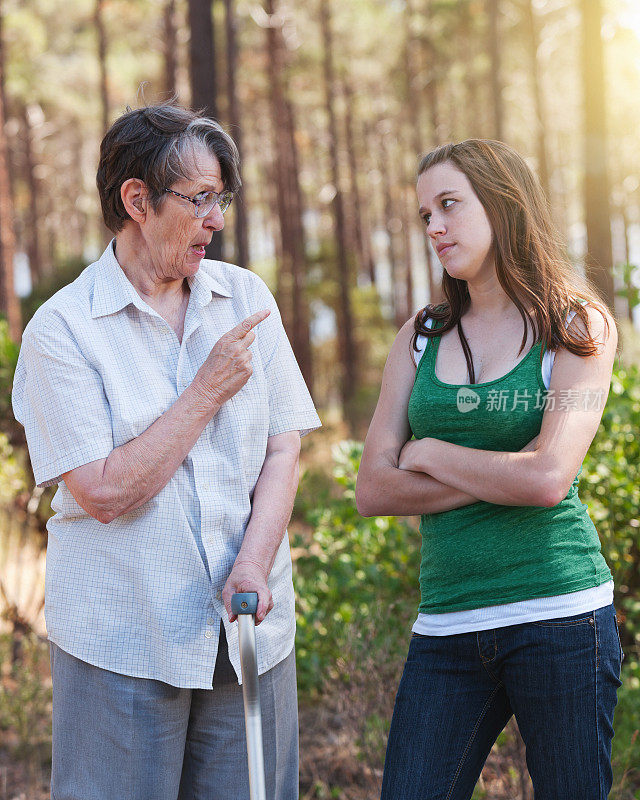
[12,242,321,688]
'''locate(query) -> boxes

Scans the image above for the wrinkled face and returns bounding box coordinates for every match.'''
[141,143,225,281]
[417,161,494,284]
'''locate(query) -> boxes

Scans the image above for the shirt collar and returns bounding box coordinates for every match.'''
[91,240,232,319]
[187,264,233,306]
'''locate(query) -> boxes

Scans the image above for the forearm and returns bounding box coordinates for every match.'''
[79,383,219,522]
[356,454,478,517]
[64,310,270,524]
[404,438,555,507]
[234,447,300,575]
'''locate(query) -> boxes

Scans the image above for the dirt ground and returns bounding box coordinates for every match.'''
[1,705,534,800]
[298,701,534,800]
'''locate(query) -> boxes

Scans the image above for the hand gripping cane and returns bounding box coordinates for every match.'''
[231,592,267,800]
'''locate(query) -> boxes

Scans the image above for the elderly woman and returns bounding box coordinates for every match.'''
[12,104,320,800]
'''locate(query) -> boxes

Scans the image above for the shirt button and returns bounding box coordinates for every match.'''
[207,618,215,626]
[205,630,213,639]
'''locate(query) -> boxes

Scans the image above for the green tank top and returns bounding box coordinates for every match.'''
[407,317,612,614]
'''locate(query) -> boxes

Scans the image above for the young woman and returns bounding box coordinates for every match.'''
[356,139,622,800]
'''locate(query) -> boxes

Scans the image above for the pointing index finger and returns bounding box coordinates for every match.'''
[229,308,271,340]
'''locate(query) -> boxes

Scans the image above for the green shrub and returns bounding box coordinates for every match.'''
[293,441,420,697]
[581,365,640,656]
[579,364,640,793]
[0,632,51,764]
[0,432,27,505]
[0,319,20,443]
[612,675,640,797]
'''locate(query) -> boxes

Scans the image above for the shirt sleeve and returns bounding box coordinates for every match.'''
[12,314,114,487]
[252,278,321,438]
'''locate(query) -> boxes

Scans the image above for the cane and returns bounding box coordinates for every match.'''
[231,592,267,800]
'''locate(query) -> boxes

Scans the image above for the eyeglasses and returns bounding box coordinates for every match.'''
[164,188,234,218]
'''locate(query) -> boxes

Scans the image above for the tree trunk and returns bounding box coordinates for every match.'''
[224,0,249,268]
[524,0,550,199]
[403,0,421,155]
[460,5,482,138]
[265,4,292,329]
[20,104,43,283]
[0,0,13,202]
[342,79,374,283]
[95,0,109,136]
[188,0,223,261]
[359,124,378,288]
[486,0,503,140]
[319,0,357,427]
[72,123,89,259]
[580,0,614,309]
[405,0,438,306]
[395,0,418,317]
[401,187,415,319]
[0,18,21,341]
[94,0,113,247]
[378,130,403,328]
[163,0,178,97]
[620,205,634,323]
[264,0,313,390]
[418,0,441,144]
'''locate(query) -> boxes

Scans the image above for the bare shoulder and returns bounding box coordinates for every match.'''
[361,317,419,455]
[550,303,618,394]
[386,316,421,372]
[567,302,618,354]
[372,316,422,421]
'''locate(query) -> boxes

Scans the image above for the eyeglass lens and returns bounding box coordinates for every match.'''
[195,191,233,218]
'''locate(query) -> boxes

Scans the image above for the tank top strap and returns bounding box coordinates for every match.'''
[414,314,444,383]
[540,298,588,360]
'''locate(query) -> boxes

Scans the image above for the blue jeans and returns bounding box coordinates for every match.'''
[381,603,623,800]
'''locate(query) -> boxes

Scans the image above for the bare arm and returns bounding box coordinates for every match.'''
[221,430,301,624]
[356,319,479,517]
[62,309,270,524]
[398,306,618,507]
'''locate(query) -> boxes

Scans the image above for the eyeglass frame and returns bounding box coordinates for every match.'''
[163,187,234,218]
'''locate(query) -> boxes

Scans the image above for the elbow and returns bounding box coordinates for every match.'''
[63,463,126,524]
[77,489,121,524]
[92,507,118,525]
[354,485,370,517]
[355,476,373,517]
[355,494,374,518]
[355,473,385,517]
[533,472,569,508]
[87,500,119,525]
[540,489,569,509]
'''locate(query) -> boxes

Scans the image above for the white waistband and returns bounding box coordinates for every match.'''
[412,582,614,636]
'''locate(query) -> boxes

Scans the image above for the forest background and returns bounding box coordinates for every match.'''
[0,0,640,797]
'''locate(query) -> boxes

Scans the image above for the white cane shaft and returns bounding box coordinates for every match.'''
[238,615,266,800]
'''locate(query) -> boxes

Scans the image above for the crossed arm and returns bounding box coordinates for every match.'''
[356,307,617,516]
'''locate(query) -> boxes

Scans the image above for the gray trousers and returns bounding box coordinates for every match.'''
[49,625,299,800]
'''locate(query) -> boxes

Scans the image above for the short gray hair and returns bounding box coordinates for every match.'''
[96,104,241,232]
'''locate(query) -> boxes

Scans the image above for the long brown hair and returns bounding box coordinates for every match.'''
[413,139,613,384]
